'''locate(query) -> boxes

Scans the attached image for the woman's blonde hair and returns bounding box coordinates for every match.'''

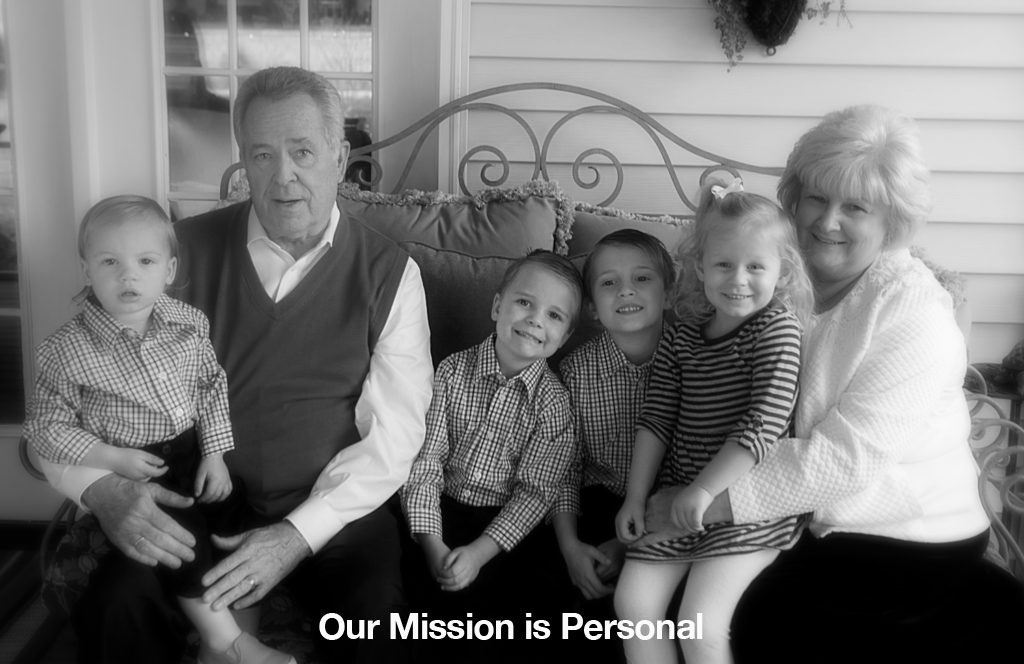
[777,105,931,247]
[673,180,814,326]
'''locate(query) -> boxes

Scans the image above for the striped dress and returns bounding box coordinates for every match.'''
[628,305,807,562]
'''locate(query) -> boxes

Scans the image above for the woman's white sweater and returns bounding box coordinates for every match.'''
[730,249,989,543]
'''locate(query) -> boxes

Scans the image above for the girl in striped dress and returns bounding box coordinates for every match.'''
[613,179,814,664]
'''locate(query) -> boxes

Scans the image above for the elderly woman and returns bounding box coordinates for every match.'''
[646,105,1023,662]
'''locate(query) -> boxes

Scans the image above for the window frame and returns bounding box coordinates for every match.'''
[151,0,379,211]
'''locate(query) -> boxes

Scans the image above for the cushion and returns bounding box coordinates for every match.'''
[566,201,692,257]
[401,241,516,365]
[342,181,572,257]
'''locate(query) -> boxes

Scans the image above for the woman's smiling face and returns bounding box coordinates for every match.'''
[794,185,889,291]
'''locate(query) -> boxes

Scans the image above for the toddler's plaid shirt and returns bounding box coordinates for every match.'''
[26,295,233,464]
[402,335,575,551]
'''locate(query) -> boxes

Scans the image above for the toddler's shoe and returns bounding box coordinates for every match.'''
[197,633,296,664]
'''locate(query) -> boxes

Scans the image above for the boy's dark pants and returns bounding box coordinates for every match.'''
[404,495,565,664]
[551,485,626,664]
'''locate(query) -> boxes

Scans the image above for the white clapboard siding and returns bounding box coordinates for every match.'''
[454,0,1024,362]
[471,3,1024,69]
[468,62,1024,121]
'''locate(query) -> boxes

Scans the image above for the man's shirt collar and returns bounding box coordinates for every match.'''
[245,202,341,260]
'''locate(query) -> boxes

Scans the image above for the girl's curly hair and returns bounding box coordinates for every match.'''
[673,180,814,327]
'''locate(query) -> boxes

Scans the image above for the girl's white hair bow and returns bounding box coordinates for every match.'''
[711,178,744,200]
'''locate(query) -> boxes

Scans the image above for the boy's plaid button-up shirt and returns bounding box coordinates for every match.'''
[554,329,664,515]
[26,294,234,464]
[402,335,576,551]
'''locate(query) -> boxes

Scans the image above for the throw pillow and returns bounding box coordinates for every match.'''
[566,201,692,257]
[343,180,572,257]
[400,241,515,366]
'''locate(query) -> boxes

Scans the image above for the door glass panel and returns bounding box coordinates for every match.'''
[237,0,300,69]
[310,0,372,73]
[166,75,232,197]
[164,0,229,70]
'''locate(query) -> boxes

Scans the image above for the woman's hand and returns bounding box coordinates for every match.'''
[642,486,734,539]
[671,484,713,532]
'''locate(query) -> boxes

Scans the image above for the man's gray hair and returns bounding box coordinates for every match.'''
[233,66,345,154]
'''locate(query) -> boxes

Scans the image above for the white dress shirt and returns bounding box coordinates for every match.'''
[38,203,434,554]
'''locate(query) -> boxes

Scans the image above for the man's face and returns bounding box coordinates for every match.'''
[239,93,348,239]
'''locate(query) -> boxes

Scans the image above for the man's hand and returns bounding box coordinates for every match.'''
[201,521,312,611]
[560,537,614,600]
[82,473,196,568]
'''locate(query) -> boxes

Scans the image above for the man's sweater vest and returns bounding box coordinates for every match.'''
[175,202,407,518]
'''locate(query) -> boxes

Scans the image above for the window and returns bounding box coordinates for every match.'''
[158,0,376,220]
[0,4,23,424]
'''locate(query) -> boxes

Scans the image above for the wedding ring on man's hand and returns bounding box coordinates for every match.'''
[133,535,146,548]
[246,577,256,588]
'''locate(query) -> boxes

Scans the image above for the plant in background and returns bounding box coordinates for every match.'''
[805,0,852,25]
[708,0,850,69]
[708,0,749,69]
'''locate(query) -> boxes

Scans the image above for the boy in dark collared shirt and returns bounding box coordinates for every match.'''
[401,250,582,658]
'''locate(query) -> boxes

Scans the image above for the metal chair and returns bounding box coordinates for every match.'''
[964,364,1024,580]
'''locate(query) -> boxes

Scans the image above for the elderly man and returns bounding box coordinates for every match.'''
[38,67,433,664]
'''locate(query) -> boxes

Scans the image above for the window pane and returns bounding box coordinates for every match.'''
[0,5,22,423]
[167,75,232,196]
[237,0,300,69]
[310,0,372,73]
[164,0,228,70]
[332,79,372,186]
[169,198,221,224]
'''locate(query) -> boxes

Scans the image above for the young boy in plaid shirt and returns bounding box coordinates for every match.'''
[401,250,582,654]
[550,230,674,663]
[25,196,294,664]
